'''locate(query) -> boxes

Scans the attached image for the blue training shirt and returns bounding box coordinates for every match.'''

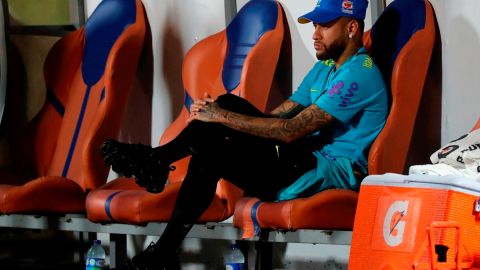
[290,47,388,172]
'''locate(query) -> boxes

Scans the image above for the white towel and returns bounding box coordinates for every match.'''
[409,128,480,180]
[409,163,480,180]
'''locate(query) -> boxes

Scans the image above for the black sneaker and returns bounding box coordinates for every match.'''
[100,139,175,193]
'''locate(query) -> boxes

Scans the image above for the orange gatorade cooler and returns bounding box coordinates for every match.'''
[349,173,480,270]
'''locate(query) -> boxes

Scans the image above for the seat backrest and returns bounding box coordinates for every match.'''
[161,0,286,157]
[159,0,288,214]
[22,0,146,190]
[363,0,435,174]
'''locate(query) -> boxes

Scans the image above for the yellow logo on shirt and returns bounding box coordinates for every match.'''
[363,57,373,69]
[321,59,335,67]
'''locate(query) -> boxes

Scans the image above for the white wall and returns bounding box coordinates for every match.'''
[433,0,480,143]
[85,0,101,16]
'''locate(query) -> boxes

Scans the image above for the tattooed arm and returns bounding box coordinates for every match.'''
[269,99,306,119]
[189,100,335,143]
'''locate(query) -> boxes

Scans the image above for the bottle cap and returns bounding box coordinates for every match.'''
[94,239,101,245]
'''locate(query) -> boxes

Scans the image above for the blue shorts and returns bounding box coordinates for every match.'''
[276,154,360,201]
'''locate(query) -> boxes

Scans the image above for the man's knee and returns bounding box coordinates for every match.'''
[216,94,243,109]
[216,94,264,117]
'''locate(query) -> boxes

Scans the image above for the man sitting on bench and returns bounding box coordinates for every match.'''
[103,0,388,268]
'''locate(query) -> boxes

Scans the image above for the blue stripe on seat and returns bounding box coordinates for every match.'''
[251,200,262,237]
[184,91,193,112]
[105,191,122,221]
[83,0,136,85]
[47,89,65,116]
[62,86,93,177]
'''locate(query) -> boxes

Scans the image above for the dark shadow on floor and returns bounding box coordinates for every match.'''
[0,228,87,270]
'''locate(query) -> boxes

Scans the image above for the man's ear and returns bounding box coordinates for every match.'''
[347,19,360,38]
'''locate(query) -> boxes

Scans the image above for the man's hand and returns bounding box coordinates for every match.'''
[187,93,335,143]
[187,92,227,124]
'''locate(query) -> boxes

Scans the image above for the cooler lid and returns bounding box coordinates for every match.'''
[363,173,480,194]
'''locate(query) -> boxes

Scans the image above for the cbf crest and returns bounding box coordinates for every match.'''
[342,0,354,14]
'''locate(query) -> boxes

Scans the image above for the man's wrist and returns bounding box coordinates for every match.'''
[217,108,230,123]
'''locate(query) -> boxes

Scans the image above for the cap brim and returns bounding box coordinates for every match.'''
[298,9,342,24]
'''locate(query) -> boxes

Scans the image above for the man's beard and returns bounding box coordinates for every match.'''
[316,38,347,62]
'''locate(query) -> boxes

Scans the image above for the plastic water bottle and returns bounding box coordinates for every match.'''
[85,240,106,270]
[225,242,245,270]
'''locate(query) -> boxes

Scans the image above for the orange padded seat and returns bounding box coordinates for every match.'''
[0,0,146,214]
[234,0,436,232]
[86,0,289,224]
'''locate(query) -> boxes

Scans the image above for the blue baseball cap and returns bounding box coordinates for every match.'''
[298,0,369,24]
